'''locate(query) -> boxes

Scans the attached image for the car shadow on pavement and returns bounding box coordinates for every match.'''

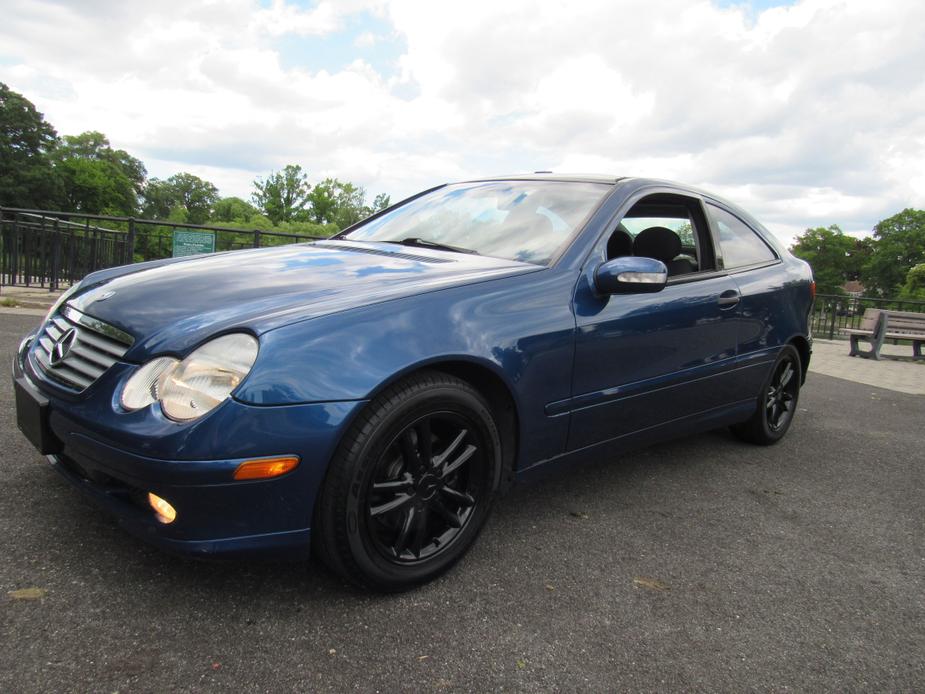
[21,426,753,602]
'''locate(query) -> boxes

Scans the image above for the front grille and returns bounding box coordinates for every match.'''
[33,305,134,391]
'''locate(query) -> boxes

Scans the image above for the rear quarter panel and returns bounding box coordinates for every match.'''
[732,257,813,397]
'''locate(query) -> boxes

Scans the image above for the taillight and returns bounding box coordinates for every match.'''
[809,281,816,300]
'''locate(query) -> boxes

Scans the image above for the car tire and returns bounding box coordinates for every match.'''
[313,370,502,592]
[731,344,802,446]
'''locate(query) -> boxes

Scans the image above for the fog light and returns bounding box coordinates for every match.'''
[233,456,300,480]
[148,492,177,524]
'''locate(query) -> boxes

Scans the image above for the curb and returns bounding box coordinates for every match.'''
[0,307,47,317]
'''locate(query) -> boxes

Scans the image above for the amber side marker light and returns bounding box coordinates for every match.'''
[233,456,300,480]
[148,492,177,524]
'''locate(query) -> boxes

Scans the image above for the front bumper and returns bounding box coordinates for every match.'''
[13,334,365,558]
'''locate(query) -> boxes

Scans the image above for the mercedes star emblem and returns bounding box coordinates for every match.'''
[50,327,78,366]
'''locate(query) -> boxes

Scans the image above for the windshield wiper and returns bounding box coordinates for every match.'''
[391,237,479,255]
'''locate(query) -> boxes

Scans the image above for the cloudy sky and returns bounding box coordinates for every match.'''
[1,0,923,244]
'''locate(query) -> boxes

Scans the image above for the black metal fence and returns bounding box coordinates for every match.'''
[6,211,925,335]
[811,293,925,340]
[0,207,325,291]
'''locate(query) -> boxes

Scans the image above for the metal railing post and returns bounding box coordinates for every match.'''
[0,207,5,290]
[51,219,60,291]
[10,214,17,286]
[37,217,44,286]
[127,217,136,264]
[253,229,261,248]
[87,218,97,272]
[22,215,30,287]
[67,231,77,286]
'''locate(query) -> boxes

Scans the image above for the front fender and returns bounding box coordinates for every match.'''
[236,269,580,468]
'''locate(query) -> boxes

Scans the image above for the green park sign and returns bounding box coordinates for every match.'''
[172,230,216,257]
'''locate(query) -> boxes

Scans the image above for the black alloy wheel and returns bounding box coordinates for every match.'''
[365,412,486,563]
[765,357,797,432]
[731,344,802,446]
[313,371,502,591]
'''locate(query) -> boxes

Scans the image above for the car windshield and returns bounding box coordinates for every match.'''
[340,180,611,265]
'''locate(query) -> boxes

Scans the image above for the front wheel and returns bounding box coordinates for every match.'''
[313,371,502,592]
[731,345,802,445]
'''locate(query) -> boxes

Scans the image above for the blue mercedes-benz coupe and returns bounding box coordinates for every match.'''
[13,174,813,591]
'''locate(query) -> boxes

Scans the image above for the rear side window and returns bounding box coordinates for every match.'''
[707,204,776,269]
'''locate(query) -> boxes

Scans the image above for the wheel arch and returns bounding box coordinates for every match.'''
[363,357,521,492]
[789,335,811,384]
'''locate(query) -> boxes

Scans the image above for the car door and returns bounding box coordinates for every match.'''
[566,192,742,450]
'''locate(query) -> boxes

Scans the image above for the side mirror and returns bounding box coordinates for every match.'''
[594,256,668,295]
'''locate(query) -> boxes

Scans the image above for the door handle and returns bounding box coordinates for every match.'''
[718,289,740,308]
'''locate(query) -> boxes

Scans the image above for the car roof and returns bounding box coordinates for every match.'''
[460,173,737,202]
[461,172,626,185]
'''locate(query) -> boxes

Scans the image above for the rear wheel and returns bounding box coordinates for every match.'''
[313,371,501,592]
[731,345,801,445]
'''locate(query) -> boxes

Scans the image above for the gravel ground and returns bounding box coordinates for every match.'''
[1,312,922,692]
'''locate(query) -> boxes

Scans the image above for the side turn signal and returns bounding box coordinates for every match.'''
[233,456,300,480]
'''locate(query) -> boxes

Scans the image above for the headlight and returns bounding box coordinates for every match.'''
[120,357,178,410]
[121,333,259,421]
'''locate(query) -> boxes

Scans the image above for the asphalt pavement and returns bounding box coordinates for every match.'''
[1,312,922,692]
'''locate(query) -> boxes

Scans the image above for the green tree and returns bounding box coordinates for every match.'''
[212,196,261,223]
[52,131,145,214]
[305,177,338,224]
[371,192,391,213]
[55,157,137,215]
[331,180,368,228]
[0,82,59,208]
[305,177,383,229]
[164,172,218,224]
[790,225,862,294]
[898,263,925,301]
[141,173,219,224]
[862,209,925,295]
[252,164,311,224]
[140,178,175,219]
[54,131,146,194]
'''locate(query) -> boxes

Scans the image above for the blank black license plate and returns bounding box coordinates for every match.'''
[14,376,60,455]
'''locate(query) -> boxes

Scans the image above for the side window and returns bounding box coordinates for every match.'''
[707,204,776,269]
[604,194,715,277]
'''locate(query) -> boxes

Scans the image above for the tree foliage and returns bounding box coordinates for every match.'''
[139,178,175,220]
[142,173,219,224]
[252,164,311,224]
[861,208,925,296]
[54,158,136,216]
[899,263,925,301]
[212,196,261,223]
[372,192,391,213]
[54,131,146,193]
[790,225,870,294]
[0,82,58,208]
[52,131,146,214]
[304,176,388,228]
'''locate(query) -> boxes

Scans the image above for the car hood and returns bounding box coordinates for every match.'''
[68,240,539,359]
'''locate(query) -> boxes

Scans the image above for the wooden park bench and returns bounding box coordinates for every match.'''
[843,308,925,360]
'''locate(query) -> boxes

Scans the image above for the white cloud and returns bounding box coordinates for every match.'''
[354,31,379,48]
[1,0,923,246]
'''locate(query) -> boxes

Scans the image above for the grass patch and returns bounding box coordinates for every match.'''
[0,297,19,307]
